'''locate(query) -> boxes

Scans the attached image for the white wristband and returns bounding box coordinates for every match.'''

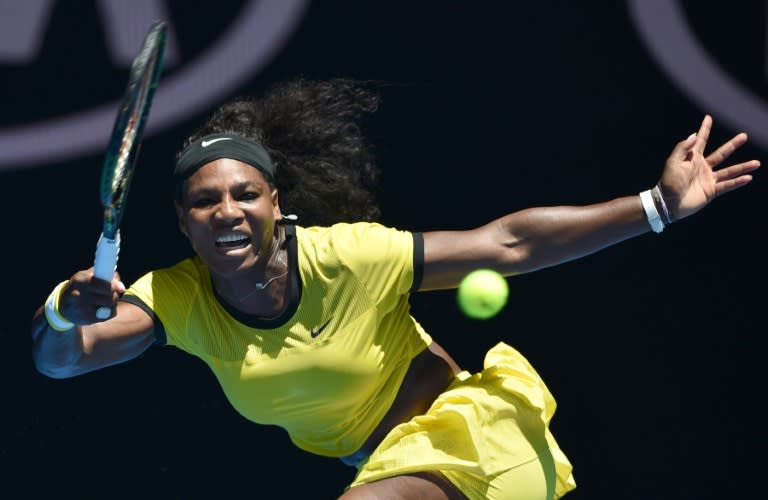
[640,189,665,233]
[44,280,76,332]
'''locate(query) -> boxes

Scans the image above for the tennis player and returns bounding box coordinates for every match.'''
[31,79,759,499]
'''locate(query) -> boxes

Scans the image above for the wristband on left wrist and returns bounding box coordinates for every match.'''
[640,189,665,233]
[651,185,673,225]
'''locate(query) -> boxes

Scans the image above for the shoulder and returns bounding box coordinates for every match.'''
[296,223,419,293]
[150,256,206,281]
[123,257,207,348]
[125,257,206,300]
[298,222,413,251]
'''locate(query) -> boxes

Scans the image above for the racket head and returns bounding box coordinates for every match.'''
[99,20,167,239]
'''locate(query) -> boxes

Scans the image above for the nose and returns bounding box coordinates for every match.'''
[215,196,244,224]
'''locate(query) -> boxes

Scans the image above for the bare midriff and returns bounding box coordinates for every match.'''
[353,341,460,458]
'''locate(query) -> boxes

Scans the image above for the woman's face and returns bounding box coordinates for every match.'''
[175,158,281,278]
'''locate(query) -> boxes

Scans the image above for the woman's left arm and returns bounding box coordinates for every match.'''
[419,115,760,291]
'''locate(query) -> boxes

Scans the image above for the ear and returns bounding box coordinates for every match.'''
[175,202,189,238]
[271,189,282,221]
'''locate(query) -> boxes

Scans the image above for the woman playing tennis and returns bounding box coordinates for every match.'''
[32,79,759,499]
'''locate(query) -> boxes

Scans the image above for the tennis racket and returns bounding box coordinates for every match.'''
[93,21,167,319]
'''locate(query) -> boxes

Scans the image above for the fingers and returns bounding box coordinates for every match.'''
[706,132,748,168]
[679,115,753,170]
[670,131,699,161]
[693,114,713,154]
[714,159,761,182]
[89,269,125,296]
[112,271,126,294]
[61,269,124,323]
[668,115,714,162]
[88,271,125,320]
[713,174,755,198]
[712,159,761,197]
[77,283,117,320]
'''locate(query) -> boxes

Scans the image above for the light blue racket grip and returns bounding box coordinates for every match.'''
[93,231,120,319]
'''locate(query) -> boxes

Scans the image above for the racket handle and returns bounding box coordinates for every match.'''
[94,231,121,280]
[94,232,120,320]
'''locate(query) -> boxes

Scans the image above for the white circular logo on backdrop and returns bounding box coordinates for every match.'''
[0,0,309,170]
[628,0,768,150]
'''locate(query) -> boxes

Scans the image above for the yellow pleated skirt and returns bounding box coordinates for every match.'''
[347,342,577,499]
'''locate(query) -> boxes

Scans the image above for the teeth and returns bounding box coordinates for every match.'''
[216,233,249,244]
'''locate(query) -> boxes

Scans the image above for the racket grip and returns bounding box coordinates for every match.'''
[94,231,121,281]
[94,232,120,320]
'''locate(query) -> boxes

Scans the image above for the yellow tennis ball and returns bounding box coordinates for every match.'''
[457,269,509,319]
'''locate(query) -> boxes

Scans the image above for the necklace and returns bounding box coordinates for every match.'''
[238,270,289,301]
[237,245,289,302]
[217,230,289,303]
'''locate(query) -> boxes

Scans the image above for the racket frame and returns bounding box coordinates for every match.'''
[93,21,166,317]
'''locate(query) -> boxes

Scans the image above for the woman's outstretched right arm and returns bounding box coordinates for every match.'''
[31,268,157,379]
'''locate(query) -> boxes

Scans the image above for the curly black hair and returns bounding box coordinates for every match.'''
[177,78,382,226]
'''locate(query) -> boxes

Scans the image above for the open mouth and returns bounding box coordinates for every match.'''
[216,233,250,249]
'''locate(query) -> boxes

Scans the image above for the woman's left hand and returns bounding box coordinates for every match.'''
[658,114,760,221]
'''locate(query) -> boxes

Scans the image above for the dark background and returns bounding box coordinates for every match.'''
[1,1,765,499]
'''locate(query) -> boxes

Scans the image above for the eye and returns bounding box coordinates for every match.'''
[239,192,259,202]
[191,198,215,208]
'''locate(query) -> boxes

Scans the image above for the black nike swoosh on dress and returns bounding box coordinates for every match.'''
[310,318,333,338]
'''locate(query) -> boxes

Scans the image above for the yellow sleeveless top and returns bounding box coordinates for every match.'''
[124,223,432,457]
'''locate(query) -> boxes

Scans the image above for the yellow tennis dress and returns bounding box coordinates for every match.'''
[124,223,576,499]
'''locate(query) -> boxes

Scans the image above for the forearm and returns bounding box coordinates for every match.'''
[32,303,157,378]
[499,195,651,274]
[420,194,656,290]
[421,116,758,291]
[31,306,87,378]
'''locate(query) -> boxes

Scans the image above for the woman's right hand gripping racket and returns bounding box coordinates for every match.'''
[93,21,167,319]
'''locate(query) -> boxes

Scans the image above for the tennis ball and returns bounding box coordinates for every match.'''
[457,269,509,319]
